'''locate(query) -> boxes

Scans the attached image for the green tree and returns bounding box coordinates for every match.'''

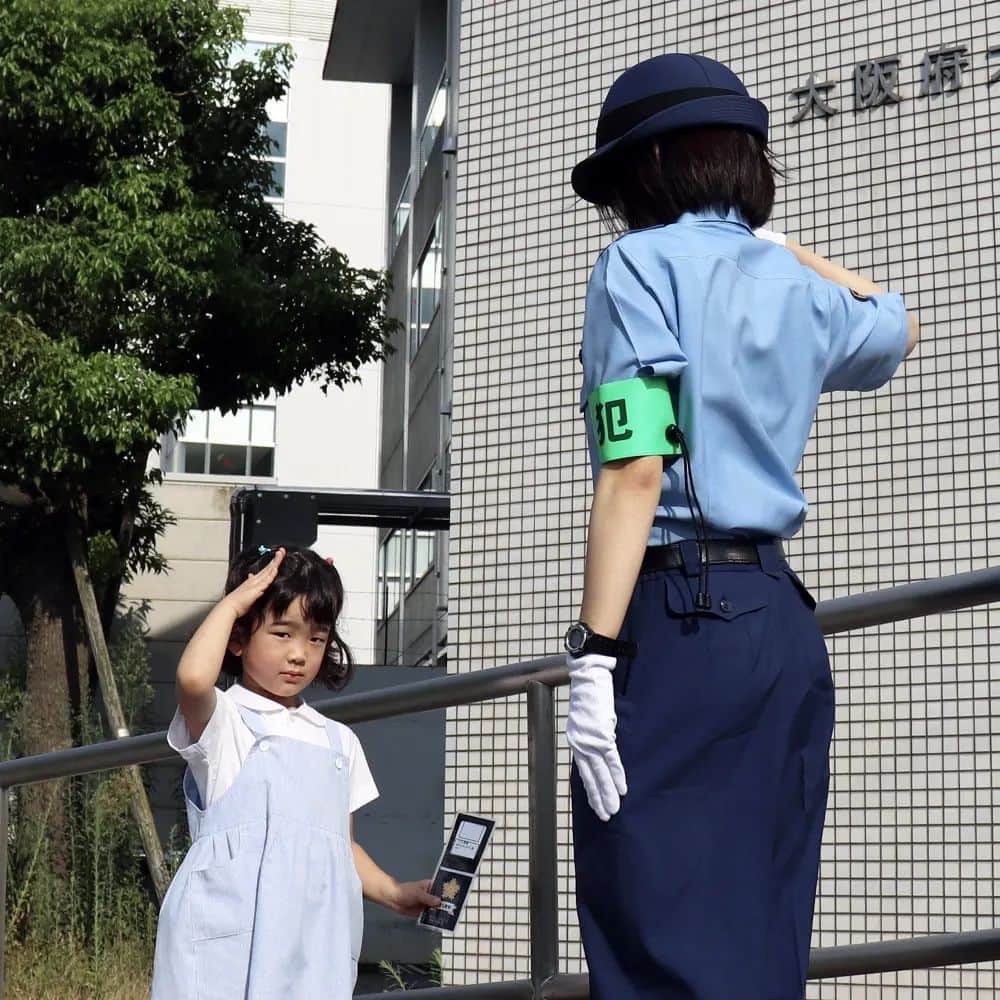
[0,0,394,922]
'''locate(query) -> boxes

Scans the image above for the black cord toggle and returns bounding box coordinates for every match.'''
[666,424,712,610]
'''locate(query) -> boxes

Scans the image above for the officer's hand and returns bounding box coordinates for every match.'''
[565,652,627,822]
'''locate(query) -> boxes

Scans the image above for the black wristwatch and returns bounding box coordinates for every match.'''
[563,621,637,659]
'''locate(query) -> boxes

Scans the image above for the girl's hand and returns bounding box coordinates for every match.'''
[222,547,285,618]
[386,879,441,917]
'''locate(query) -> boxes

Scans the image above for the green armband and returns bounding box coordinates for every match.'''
[587,376,681,464]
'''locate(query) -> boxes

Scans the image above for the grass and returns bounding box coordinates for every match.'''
[377,948,444,990]
[6,938,153,1000]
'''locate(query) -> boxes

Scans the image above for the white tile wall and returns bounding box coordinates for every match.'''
[448,1,1000,995]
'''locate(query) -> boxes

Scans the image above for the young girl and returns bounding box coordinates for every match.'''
[563,54,919,999]
[152,545,439,998]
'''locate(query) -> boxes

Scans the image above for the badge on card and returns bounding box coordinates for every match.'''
[418,813,495,933]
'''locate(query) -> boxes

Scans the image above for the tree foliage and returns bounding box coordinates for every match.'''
[0,0,395,579]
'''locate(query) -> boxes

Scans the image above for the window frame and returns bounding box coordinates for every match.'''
[417,69,448,178]
[161,402,277,480]
[409,212,444,361]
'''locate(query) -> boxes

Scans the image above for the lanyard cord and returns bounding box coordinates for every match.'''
[666,425,712,610]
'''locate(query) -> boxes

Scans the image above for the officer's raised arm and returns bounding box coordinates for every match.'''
[787,239,920,358]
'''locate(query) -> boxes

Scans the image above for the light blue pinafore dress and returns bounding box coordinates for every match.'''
[151,706,363,999]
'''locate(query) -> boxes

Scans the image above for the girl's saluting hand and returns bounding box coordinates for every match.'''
[223,548,285,618]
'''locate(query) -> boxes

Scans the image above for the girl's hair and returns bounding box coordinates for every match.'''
[593,125,782,234]
[221,545,354,691]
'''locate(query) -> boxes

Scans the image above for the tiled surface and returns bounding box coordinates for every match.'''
[446,0,1000,993]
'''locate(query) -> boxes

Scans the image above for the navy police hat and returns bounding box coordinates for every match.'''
[571,53,768,204]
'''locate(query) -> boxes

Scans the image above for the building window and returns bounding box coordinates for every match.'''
[377,526,435,626]
[390,168,412,257]
[409,213,443,360]
[378,530,404,623]
[411,530,435,586]
[411,470,436,586]
[263,120,287,206]
[418,71,447,177]
[376,474,438,636]
[232,40,288,212]
[231,40,289,121]
[162,404,276,478]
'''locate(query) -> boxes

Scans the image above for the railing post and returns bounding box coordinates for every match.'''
[527,681,558,995]
[0,785,9,1000]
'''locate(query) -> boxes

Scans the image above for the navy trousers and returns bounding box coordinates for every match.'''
[572,543,834,1000]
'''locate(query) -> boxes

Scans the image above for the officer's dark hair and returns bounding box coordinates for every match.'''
[221,545,354,691]
[594,125,781,234]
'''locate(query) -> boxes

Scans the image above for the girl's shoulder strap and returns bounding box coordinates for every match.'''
[231,702,272,739]
[323,717,350,757]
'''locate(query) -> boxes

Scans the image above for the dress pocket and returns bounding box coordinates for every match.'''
[663,566,771,622]
[194,933,254,999]
[189,822,266,941]
[336,834,364,961]
[652,569,779,772]
[783,565,817,610]
[349,870,364,961]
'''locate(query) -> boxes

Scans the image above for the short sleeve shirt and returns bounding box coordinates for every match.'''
[579,207,910,543]
[168,683,379,812]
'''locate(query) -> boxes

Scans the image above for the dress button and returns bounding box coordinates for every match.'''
[259,740,271,752]
[719,598,732,613]
[335,758,344,770]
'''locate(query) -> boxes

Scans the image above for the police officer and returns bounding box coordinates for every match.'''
[563,53,919,1000]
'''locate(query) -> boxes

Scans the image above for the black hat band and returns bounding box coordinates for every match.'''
[595,86,741,148]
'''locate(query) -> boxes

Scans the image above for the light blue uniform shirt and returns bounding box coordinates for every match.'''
[579,207,910,545]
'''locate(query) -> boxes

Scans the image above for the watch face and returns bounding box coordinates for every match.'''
[564,623,588,653]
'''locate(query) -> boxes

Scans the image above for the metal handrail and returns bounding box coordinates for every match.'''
[0,656,567,789]
[1,564,999,998]
[815,564,1000,634]
[6,562,1000,789]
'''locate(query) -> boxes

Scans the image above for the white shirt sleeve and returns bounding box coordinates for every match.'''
[166,688,254,809]
[342,726,379,813]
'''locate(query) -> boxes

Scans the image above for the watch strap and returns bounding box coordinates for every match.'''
[573,632,637,660]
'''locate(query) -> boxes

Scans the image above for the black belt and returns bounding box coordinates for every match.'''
[641,538,785,574]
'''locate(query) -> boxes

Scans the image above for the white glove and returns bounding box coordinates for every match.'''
[753,227,787,246]
[565,652,627,821]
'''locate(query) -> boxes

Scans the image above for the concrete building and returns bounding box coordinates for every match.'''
[327,1,1000,996]
[325,0,452,671]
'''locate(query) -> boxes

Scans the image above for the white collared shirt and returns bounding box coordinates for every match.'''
[167,682,379,812]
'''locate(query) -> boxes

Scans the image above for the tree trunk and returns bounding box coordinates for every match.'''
[5,513,89,931]
[66,517,169,901]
